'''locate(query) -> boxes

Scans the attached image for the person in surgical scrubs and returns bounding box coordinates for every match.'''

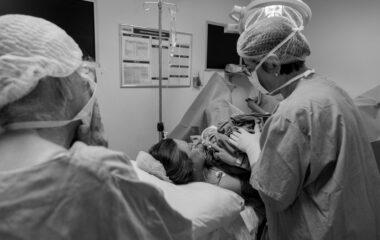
[229,15,380,240]
[0,14,191,240]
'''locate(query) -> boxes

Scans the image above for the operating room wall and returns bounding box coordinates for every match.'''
[302,0,380,97]
[95,0,250,158]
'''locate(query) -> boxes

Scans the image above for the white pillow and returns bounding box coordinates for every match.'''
[131,154,244,238]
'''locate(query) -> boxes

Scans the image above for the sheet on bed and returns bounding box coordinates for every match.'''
[131,159,258,239]
[192,205,258,240]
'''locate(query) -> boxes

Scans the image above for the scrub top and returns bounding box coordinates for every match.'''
[0,142,192,240]
[250,74,380,240]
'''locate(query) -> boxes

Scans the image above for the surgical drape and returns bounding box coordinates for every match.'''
[354,85,380,171]
[169,72,278,141]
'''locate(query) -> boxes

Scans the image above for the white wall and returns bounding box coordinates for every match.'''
[95,0,249,158]
[302,0,380,97]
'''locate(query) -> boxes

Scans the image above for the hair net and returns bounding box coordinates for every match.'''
[0,14,83,109]
[237,16,311,64]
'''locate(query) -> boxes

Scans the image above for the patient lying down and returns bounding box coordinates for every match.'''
[137,113,268,239]
[146,112,269,203]
[151,138,237,189]
[147,137,257,200]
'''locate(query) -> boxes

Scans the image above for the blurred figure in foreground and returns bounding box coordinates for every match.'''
[0,14,191,240]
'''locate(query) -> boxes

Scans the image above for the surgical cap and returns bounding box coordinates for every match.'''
[0,14,83,109]
[237,16,311,63]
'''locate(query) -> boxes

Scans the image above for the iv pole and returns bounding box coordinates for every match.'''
[143,0,177,141]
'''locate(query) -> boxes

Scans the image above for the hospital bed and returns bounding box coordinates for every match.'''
[131,151,259,240]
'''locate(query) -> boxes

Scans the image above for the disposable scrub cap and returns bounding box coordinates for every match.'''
[0,14,83,109]
[237,16,311,64]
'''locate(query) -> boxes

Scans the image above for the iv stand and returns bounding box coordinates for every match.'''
[143,0,177,141]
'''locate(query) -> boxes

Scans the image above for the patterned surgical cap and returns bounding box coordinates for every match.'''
[237,16,311,63]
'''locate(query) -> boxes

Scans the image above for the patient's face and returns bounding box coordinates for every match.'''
[174,139,206,169]
[174,139,191,155]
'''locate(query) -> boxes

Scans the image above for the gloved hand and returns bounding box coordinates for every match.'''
[229,124,260,152]
[209,143,237,166]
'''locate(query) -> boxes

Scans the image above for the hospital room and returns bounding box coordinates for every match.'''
[0,0,380,239]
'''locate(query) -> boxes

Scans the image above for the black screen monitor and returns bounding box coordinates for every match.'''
[0,0,96,60]
[206,22,241,70]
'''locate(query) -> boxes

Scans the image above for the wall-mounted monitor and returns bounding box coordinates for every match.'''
[206,21,241,70]
[0,0,97,60]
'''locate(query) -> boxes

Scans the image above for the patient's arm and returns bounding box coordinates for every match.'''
[193,164,206,182]
[219,172,242,195]
[190,148,207,182]
[204,167,242,195]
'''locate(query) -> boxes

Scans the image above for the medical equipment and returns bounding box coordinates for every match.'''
[226,0,311,34]
[206,22,241,70]
[143,0,178,141]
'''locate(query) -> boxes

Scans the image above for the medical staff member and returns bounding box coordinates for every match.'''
[229,16,380,240]
[0,14,191,240]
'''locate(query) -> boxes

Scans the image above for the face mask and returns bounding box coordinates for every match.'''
[247,70,269,94]
[2,84,97,132]
[267,69,315,96]
[1,62,108,147]
[249,65,315,98]
[1,84,108,147]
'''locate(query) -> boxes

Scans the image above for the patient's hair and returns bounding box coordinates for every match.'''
[149,138,194,184]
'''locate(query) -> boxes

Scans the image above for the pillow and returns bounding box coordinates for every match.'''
[135,151,172,183]
[132,151,245,238]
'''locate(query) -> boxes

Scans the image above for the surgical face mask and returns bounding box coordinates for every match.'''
[243,57,274,96]
[246,60,315,98]
[268,68,315,96]
[0,61,108,147]
[2,83,97,132]
[247,70,269,95]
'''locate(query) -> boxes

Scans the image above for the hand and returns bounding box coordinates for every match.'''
[189,147,206,170]
[209,143,236,166]
[229,124,261,154]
